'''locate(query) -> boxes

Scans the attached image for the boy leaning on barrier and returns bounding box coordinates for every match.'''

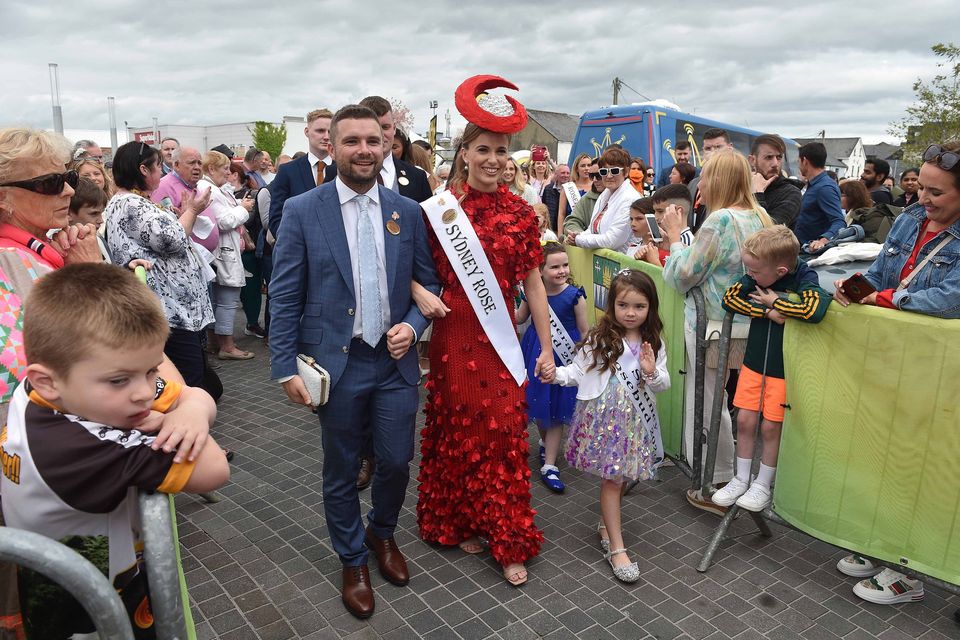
[0,263,229,639]
[712,226,830,511]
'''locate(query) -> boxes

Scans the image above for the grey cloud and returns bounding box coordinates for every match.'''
[2,1,958,145]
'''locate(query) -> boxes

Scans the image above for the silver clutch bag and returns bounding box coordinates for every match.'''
[296,354,330,406]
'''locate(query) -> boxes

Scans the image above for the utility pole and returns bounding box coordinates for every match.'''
[48,63,63,134]
[612,77,622,105]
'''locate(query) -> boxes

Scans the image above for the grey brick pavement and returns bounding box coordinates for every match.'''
[177,335,959,639]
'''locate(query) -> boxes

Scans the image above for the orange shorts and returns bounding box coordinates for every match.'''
[733,365,787,422]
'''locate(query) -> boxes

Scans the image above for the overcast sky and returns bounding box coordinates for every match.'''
[3,1,958,145]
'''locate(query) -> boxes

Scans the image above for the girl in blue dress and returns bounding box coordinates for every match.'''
[516,242,588,492]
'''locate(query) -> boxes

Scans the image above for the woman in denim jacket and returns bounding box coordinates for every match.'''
[831,142,960,606]
[835,142,960,319]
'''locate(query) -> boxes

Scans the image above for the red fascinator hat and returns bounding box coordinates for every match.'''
[455,75,528,135]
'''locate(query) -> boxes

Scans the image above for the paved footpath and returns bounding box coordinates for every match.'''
[178,336,959,639]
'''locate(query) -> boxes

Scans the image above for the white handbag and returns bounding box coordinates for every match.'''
[296,354,330,406]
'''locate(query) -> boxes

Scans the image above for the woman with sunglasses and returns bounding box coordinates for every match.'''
[0,128,104,409]
[565,146,641,254]
[827,143,960,607]
[835,142,960,319]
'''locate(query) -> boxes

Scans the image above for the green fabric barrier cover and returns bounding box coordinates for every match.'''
[169,495,197,639]
[776,304,960,586]
[565,247,686,458]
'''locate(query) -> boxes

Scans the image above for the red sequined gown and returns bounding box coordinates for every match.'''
[417,185,544,566]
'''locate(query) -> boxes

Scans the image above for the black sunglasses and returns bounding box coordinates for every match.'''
[922,144,960,172]
[597,167,623,177]
[588,172,601,180]
[0,170,79,195]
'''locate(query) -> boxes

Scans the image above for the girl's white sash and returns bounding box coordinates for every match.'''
[614,342,664,461]
[547,303,576,366]
[561,181,581,208]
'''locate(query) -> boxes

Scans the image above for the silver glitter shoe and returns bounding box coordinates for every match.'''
[605,548,640,583]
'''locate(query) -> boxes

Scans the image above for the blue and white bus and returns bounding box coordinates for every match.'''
[569,103,801,178]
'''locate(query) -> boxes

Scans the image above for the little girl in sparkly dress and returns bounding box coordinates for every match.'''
[553,269,670,583]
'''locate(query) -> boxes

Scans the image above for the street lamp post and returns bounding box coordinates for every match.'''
[48,63,64,134]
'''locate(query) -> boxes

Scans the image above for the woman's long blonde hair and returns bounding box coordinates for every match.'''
[68,157,115,198]
[701,150,772,226]
[501,157,528,193]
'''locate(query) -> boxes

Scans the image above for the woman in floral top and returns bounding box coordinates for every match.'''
[105,141,213,387]
[661,151,772,511]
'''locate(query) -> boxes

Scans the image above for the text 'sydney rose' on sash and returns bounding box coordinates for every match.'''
[423,191,526,385]
[614,342,663,462]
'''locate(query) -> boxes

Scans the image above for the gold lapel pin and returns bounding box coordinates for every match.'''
[386,220,400,235]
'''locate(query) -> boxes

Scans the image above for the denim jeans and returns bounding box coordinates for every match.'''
[213,284,241,336]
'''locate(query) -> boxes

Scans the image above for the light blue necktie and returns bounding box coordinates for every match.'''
[355,194,382,347]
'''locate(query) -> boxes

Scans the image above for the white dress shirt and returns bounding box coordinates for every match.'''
[335,178,390,338]
[380,154,397,190]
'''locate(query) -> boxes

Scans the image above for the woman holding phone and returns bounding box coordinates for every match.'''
[830,142,960,607]
[834,141,960,318]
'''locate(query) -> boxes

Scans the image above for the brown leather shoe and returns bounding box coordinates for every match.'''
[356,456,374,490]
[364,530,410,586]
[341,565,374,619]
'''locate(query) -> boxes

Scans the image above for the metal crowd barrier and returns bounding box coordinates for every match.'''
[692,310,960,598]
[0,527,134,640]
[139,492,188,640]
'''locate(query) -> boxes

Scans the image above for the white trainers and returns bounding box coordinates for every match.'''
[837,554,881,578]
[852,567,925,604]
[735,483,772,512]
[710,477,749,507]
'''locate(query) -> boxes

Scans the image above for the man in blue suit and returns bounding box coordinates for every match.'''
[267,108,334,241]
[269,104,439,619]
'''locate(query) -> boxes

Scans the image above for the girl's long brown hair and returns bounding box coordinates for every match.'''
[579,269,663,373]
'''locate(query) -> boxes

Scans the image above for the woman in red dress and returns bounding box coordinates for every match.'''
[416,77,555,586]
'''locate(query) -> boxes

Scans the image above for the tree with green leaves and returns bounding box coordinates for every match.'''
[250,121,287,165]
[889,42,960,165]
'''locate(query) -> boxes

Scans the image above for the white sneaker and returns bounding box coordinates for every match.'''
[837,554,880,578]
[710,477,749,507]
[735,483,772,512]
[853,568,924,604]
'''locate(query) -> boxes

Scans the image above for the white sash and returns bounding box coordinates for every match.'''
[423,191,526,385]
[614,342,664,462]
[561,182,581,208]
[547,303,576,366]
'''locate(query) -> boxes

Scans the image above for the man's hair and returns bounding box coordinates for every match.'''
[751,134,785,156]
[244,147,263,165]
[598,146,631,169]
[160,137,179,146]
[629,197,654,216]
[866,157,891,181]
[742,225,800,269]
[24,263,169,377]
[651,183,693,207]
[702,128,729,143]
[329,105,381,145]
[798,142,827,168]
[69,177,107,213]
[675,140,691,151]
[359,96,392,118]
[306,108,333,123]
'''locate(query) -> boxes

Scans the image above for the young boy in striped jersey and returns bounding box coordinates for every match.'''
[712,226,830,511]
